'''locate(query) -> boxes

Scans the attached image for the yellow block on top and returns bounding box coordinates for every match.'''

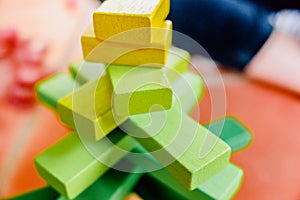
[81,20,172,66]
[93,0,170,43]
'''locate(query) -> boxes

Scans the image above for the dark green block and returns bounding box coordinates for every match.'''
[9,186,59,200]
[136,164,243,200]
[205,116,252,152]
[57,158,142,200]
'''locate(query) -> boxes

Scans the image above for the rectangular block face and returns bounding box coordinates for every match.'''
[93,0,170,42]
[34,130,137,199]
[205,117,252,152]
[136,163,243,200]
[81,21,172,66]
[35,74,79,110]
[74,46,190,84]
[107,65,172,116]
[57,159,142,200]
[121,103,231,190]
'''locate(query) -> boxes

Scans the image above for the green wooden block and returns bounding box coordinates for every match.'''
[57,158,142,200]
[121,102,231,190]
[34,130,137,199]
[136,163,243,200]
[163,46,191,83]
[9,186,59,200]
[68,60,105,84]
[105,46,191,116]
[205,117,252,152]
[35,74,79,110]
[107,64,173,116]
[172,71,204,113]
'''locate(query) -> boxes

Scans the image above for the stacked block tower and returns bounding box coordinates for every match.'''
[10,0,252,199]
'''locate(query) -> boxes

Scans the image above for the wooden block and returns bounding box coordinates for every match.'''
[35,73,79,110]
[57,158,142,200]
[93,0,170,43]
[59,50,194,141]
[68,60,105,84]
[136,163,243,200]
[81,20,172,66]
[107,65,172,116]
[171,71,204,113]
[121,103,231,190]
[205,116,252,152]
[34,130,137,199]
[9,186,59,200]
[163,47,190,83]
[57,73,124,141]
[73,46,190,84]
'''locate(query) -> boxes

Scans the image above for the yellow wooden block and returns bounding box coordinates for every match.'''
[93,0,170,43]
[81,20,172,66]
[57,74,126,141]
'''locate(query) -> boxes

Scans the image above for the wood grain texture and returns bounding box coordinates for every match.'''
[93,0,170,42]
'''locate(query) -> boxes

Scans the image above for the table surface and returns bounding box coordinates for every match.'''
[1,1,300,199]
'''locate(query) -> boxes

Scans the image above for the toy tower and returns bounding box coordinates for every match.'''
[11,0,252,199]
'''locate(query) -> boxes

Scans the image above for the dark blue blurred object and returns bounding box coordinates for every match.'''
[97,0,299,70]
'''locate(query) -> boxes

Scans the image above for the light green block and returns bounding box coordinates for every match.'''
[106,46,191,116]
[57,158,142,200]
[35,74,79,110]
[163,46,191,83]
[34,130,137,199]
[121,102,231,190]
[68,60,105,84]
[171,71,204,113]
[107,64,173,116]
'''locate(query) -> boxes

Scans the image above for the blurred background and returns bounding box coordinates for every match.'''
[1,0,300,199]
